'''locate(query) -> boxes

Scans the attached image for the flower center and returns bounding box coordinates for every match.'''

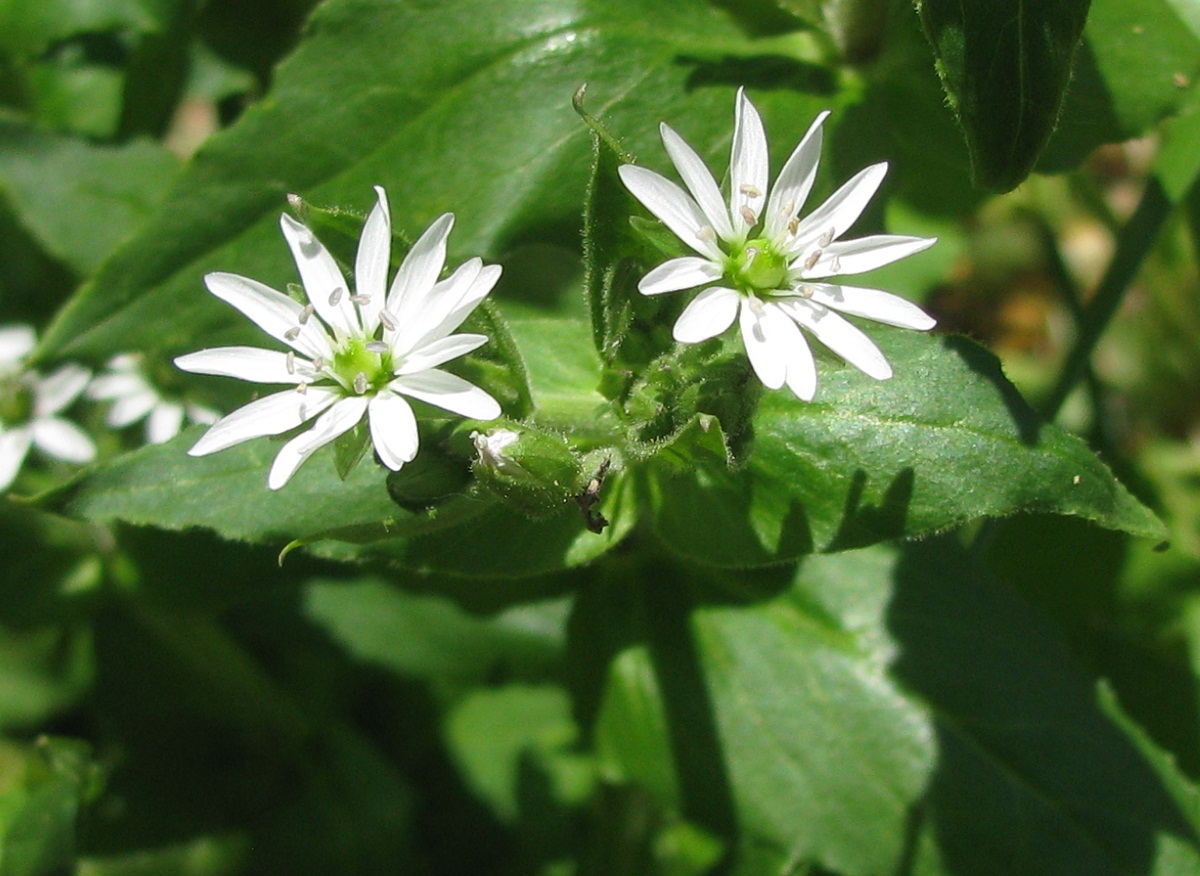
[331,336,392,395]
[730,237,788,293]
[0,377,33,426]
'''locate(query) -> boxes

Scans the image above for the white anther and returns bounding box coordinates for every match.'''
[312,357,325,371]
[804,249,822,271]
[830,256,842,273]
[353,372,368,395]
[284,326,302,341]
[365,341,388,353]
[740,206,758,226]
[818,228,835,248]
[798,284,814,299]
[295,382,309,395]
[748,296,765,315]
[696,226,717,243]
[379,310,397,331]
[788,217,800,236]
[328,286,344,307]
[298,304,314,324]
[350,294,371,305]
[286,351,296,374]
[739,183,762,198]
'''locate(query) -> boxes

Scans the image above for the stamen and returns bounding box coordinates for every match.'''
[295,382,309,395]
[353,372,368,395]
[365,341,389,353]
[350,294,371,305]
[696,226,717,243]
[312,357,325,371]
[379,310,397,331]
[748,296,765,315]
[328,287,345,307]
[284,326,302,341]
[798,284,814,299]
[804,250,822,271]
[739,183,762,198]
[740,206,758,226]
[818,228,835,248]
[830,255,842,273]
[286,351,296,374]
[298,304,314,324]
[788,217,800,236]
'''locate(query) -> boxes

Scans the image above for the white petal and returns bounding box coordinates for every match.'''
[764,111,828,241]
[0,325,36,369]
[806,283,936,330]
[267,395,368,489]
[802,234,937,278]
[280,214,357,336]
[31,417,96,463]
[86,372,146,401]
[639,257,724,296]
[107,389,159,428]
[435,262,502,341]
[397,333,488,375]
[618,165,723,260]
[367,390,419,470]
[34,365,90,416]
[188,385,341,456]
[0,427,33,489]
[660,123,734,240]
[730,88,769,238]
[175,346,319,384]
[779,298,892,379]
[354,186,391,334]
[783,331,818,401]
[673,286,740,343]
[787,163,888,258]
[386,212,454,319]
[204,272,333,361]
[738,299,794,390]
[392,257,483,353]
[392,370,501,420]
[147,402,186,444]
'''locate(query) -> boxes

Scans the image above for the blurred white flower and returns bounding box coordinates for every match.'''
[618,88,937,401]
[176,186,502,489]
[87,353,219,445]
[0,325,95,490]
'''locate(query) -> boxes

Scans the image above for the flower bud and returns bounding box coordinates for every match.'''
[471,422,585,517]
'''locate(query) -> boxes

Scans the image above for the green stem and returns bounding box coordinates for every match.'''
[1041,178,1172,421]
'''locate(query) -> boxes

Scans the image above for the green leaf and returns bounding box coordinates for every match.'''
[1039,0,1200,172]
[303,578,568,685]
[649,331,1164,567]
[0,122,179,277]
[914,0,1092,191]
[445,685,590,823]
[331,422,371,481]
[585,540,1200,875]
[33,0,836,362]
[0,738,95,876]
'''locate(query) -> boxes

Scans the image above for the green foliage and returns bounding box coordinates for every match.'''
[4,0,1200,873]
[915,0,1092,191]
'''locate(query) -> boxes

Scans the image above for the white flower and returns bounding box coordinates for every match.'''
[175,186,502,489]
[0,325,96,491]
[618,88,937,401]
[88,353,219,445]
[471,427,522,473]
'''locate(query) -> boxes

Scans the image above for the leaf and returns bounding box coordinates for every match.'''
[0,122,179,277]
[1038,0,1200,172]
[649,330,1164,567]
[585,540,1200,875]
[303,578,569,684]
[914,0,1092,191]
[33,0,837,362]
[0,738,95,876]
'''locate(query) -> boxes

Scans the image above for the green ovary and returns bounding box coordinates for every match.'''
[332,337,392,393]
[0,378,33,426]
[730,238,788,292]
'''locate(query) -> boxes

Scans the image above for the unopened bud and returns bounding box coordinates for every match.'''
[471,423,585,517]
